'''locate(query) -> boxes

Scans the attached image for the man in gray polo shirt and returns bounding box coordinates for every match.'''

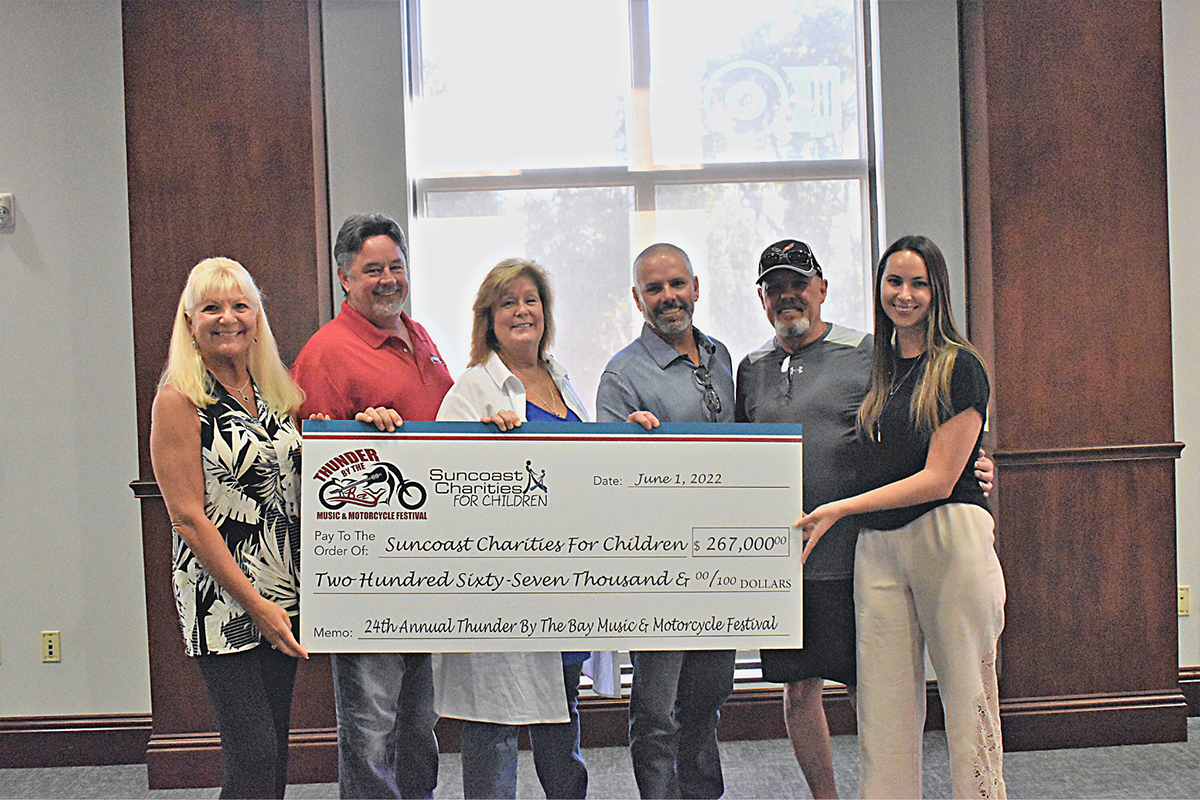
[596,243,736,800]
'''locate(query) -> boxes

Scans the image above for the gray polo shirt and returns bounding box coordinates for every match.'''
[734,323,872,580]
[596,323,735,424]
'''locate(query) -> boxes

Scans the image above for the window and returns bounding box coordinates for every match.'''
[407,0,877,409]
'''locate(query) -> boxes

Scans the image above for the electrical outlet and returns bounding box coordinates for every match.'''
[1180,586,1191,616]
[41,631,61,663]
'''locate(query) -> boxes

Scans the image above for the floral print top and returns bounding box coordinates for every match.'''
[172,378,301,656]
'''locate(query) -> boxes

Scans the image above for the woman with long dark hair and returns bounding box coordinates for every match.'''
[796,236,1006,798]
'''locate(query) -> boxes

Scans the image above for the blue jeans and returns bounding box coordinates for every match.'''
[460,661,587,800]
[628,650,736,799]
[330,652,439,799]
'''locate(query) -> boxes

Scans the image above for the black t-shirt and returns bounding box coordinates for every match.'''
[856,348,991,531]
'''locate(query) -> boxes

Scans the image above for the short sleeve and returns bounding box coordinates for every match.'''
[949,350,990,420]
[435,387,482,423]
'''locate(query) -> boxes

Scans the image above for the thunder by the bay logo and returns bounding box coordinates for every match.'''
[430,459,549,508]
[314,448,427,511]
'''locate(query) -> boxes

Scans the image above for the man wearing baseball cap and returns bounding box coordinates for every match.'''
[736,239,991,797]
[735,239,869,797]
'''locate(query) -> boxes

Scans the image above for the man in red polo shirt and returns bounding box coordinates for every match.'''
[293,212,453,799]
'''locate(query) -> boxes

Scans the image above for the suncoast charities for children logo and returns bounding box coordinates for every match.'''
[314,447,428,511]
[428,458,550,508]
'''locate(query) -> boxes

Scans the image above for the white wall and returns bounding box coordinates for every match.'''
[877,0,967,321]
[323,0,410,318]
[0,0,149,715]
[1163,0,1200,667]
[874,0,963,683]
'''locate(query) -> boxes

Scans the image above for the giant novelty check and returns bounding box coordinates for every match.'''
[300,421,803,652]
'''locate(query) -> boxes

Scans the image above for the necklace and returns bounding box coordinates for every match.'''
[526,373,562,417]
[218,374,253,406]
[875,355,923,443]
[888,356,923,398]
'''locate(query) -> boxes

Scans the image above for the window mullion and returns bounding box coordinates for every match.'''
[628,0,653,175]
[416,159,868,198]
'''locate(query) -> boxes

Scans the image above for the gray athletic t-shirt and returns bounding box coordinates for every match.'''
[735,323,872,580]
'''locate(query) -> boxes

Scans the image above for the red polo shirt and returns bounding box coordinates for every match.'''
[293,301,454,422]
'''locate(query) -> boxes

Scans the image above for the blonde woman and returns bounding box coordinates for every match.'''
[150,257,307,798]
[797,236,1006,798]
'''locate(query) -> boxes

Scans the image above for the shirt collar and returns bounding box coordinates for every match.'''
[638,322,716,370]
[482,352,520,392]
[773,321,831,356]
[337,300,412,350]
[482,350,570,390]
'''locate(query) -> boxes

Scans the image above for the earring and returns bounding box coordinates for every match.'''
[191,339,197,349]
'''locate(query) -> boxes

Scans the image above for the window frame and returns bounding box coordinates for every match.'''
[404,0,882,289]
[398,0,883,691]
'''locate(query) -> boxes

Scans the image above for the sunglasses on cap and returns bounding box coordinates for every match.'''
[757,240,822,283]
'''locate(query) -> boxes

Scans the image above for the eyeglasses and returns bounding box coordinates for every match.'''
[780,355,795,398]
[692,364,723,417]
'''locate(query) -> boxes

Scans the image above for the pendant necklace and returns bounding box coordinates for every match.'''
[888,356,923,399]
[526,372,562,417]
[219,374,253,406]
[875,355,923,442]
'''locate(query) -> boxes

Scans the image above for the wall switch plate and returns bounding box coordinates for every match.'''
[41,631,60,663]
[0,194,13,233]
[1180,586,1190,616]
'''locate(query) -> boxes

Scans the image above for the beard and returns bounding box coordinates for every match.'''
[648,299,693,336]
[369,286,404,317]
[774,314,810,341]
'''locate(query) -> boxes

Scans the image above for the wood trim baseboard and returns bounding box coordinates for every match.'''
[145,728,339,789]
[5,672,1194,776]
[0,714,152,769]
[999,690,1188,750]
[1177,665,1200,715]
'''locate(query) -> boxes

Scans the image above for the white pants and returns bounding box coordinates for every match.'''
[855,504,1007,799]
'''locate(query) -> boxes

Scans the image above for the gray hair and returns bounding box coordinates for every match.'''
[333,213,409,272]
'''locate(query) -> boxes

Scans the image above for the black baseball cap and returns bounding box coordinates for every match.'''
[757,239,822,284]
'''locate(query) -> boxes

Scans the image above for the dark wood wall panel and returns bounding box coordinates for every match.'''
[124,0,331,477]
[997,456,1179,697]
[972,0,1173,451]
[122,0,334,788]
[961,0,1185,747]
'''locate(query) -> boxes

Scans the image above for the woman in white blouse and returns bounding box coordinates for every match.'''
[436,258,654,799]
